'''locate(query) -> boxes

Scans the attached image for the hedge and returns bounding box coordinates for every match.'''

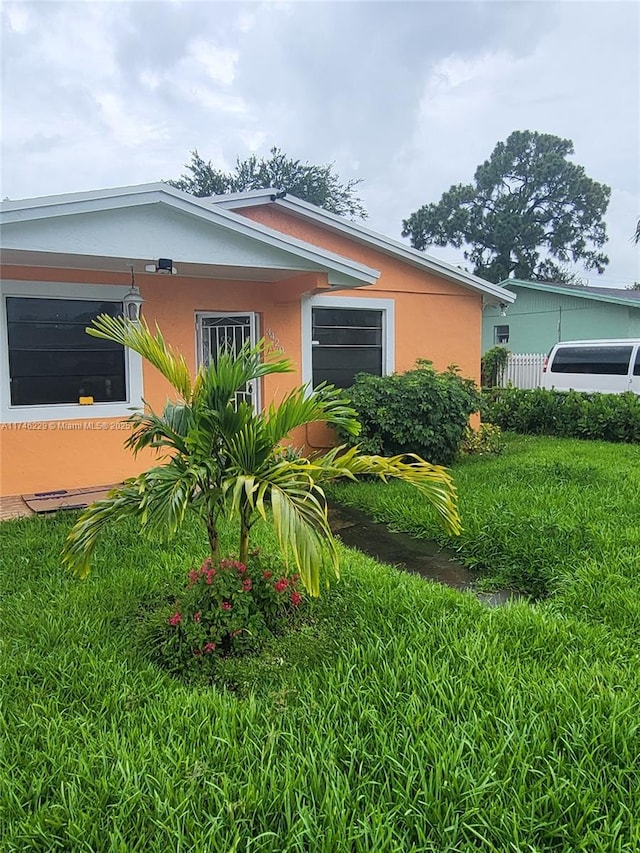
[482,387,640,443]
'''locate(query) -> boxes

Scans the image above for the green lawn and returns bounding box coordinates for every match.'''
[2,435,639,851]
[332,434,640,603]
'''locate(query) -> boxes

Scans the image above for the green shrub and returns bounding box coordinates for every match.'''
[147,552,305,679]
[337,360,480,466]
[482,387,640,443]
[481,345,510,388]
[459,422,505,456]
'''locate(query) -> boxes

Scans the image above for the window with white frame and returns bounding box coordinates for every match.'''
[6,297,126,406]
[494,324,509,345]
[303,295,394,389]
[1,281,143,423]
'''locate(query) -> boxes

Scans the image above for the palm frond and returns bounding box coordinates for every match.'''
[222,419,271,472]
[135,462,208,533]
[223,464,337,596]
[62,481,146,578]
[125,403,195,457]
[194,339,292,411]
[201,401,255,448]
[62,462,210,578]
[264,383,361,447]
[87,315,193,401]
[308,446,462,535]
[270,483,338,597]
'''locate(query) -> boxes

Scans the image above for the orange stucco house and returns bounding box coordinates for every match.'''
[0,183,514,499]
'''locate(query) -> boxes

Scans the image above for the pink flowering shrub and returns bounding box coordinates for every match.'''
[154,552,305,676]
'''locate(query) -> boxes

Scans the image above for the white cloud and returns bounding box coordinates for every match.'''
[1,0,638,285]
[4,3,31,34]
[184,40,239,86]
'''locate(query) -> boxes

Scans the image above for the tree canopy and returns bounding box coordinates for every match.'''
[168,147,367,220]
[402,130,611,284]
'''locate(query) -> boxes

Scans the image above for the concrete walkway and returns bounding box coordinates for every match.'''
[1,484,120,521]
[0,495,34,521]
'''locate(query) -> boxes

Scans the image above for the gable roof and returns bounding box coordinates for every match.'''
[502,278,640,309]
[208,189,515,306]
[0,183,379,288]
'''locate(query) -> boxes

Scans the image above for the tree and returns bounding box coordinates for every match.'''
[169,147,367,220]
[61,318,459,596]
[402,131,611,284]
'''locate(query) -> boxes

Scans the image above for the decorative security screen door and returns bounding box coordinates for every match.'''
[196,313,260,409]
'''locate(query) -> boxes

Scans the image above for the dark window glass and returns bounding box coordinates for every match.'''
[312,307,383,388]
[313,308,382,328]
[550,345,633,375]
[313,327,382,347]
[6,297,126,406]
[634,349,640,377]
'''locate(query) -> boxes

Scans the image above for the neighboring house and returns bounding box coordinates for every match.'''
[0,183,514,498]
[482,278,640,355]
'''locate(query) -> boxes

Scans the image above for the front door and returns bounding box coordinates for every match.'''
[196,312,260,409]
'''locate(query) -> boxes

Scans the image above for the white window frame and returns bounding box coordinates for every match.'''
[195,311,261,410]
[301,294,395,390]
[494,324,510,345]
[1,280,143,423]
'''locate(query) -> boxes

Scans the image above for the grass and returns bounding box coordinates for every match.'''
[331,433,640,602]
[1,435,640,850]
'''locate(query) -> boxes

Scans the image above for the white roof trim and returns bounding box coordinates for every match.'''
[212,189,516,305]
[1,183,380,288]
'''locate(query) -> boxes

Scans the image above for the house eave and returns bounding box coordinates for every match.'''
[1,184,380,289]
[212,190,516,306]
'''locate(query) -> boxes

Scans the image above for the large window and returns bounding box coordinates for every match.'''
[1,281,144,423]
[312,307,383,388]
[302,296,394,391]
[550,345,633,375]
[6,297,126,406]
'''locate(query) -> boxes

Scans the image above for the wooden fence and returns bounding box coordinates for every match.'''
[499,353,546,390]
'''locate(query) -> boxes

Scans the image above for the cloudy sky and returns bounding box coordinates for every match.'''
[2,0,638,286]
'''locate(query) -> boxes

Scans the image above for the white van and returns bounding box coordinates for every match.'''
[541,339,640,395]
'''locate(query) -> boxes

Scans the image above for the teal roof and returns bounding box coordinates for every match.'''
[501,279,640,309]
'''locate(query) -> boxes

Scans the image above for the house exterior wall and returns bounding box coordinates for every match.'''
[482,285,640,354]
[1,207,484,497]
[238,206,483,383]
[0,264,322,496]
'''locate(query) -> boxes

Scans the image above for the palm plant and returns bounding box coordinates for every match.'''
[62,317,461,596]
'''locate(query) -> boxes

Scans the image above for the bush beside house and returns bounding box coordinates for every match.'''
[337,361,480,466]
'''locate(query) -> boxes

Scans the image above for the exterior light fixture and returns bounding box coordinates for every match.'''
[124,266,144,322]
[124,286,144,321]
[157,257,174,274]
[500,303,508,317]
[144,258,177,275]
